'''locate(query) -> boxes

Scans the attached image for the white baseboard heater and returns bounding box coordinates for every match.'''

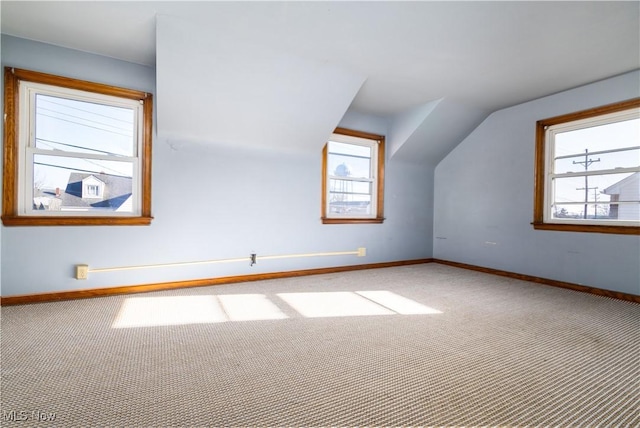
[75,247,367,280]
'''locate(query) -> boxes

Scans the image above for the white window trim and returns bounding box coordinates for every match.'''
[18,80,144,217]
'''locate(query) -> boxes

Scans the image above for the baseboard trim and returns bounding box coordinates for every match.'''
[0,258,433,306]
[432,259,640,304]
[2,257,637,306]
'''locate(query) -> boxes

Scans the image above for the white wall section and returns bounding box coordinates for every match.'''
[156,15,366,152]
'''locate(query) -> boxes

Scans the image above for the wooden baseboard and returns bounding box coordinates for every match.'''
[2,257,637,306]
[0,259,433,306]
[432,259,640,304]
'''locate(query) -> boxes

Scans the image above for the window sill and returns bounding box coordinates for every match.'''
[1,215,153,226]
[322,217,385,225]
[532,221,639,235]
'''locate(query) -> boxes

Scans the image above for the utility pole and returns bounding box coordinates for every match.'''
[593,187,600,218]
[574,149,600,219]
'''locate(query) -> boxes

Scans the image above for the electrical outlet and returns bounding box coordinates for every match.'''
[76,264,89,280]
[357,247,367,257]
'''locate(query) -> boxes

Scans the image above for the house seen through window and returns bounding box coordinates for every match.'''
[2,67,153,226]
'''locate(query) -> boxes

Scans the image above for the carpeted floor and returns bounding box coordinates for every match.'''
[1,264,639,427]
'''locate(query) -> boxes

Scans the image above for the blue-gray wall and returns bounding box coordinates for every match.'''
[434,70,640,295]
[0,36,434,296]
[4,35,636,298]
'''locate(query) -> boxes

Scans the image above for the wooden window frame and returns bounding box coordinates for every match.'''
[322,127,385,224]
[2,67,153,226]
[533,98,640,235]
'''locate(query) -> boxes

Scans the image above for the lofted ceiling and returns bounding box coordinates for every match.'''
[2,1,639,162]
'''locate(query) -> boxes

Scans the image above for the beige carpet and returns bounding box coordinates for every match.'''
[1,264,639,427]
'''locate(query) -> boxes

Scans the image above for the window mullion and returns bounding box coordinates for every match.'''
[328,175,374,183]
[555,146,640,160]
[29,147,137,163]
[551,167,640,179]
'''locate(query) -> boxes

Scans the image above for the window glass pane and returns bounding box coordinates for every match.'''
[328,178,372,215]
[327,141,371,179]
[552,172,639,218]
[33,154,134,213]
[552,203,639,222]
[554,147,640,174]
[554,118,639,173]
[35,94,135,157]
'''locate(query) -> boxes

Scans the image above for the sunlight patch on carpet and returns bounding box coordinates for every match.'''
[112,294,289,328]
[278,291,395,318]
[112,295,227,328]
[218,294,289,321]
[356,290,442,314]
[112,291,442,328]
[276,291,441,318]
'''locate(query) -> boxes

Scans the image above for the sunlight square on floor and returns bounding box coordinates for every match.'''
[111,290,443,328]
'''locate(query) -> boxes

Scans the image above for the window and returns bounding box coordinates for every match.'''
[86,185,100,197]
[322,127,385,224]
[2,67,153,225]
[83,179,103,199]
[533,98,640,234]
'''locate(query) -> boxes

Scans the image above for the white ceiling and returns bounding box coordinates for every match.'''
[2,1,639,160]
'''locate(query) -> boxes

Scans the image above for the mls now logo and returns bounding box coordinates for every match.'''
[3,410,29,422]
[3,410,56,422]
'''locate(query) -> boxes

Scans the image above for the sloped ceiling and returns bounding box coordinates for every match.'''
[156,14,366,151]
[389,99,492,165]
[2,2,639,162]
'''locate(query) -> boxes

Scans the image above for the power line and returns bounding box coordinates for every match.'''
[34,161,131,178]
[83,158,126,176]
[37,96,133,124]
[35,137,127,157]
[37,113,133,138]
[37,106,133,134]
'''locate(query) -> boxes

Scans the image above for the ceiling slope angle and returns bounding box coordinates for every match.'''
[387,99,441,160]
[155,14,366,152]
[388,99,489,166]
